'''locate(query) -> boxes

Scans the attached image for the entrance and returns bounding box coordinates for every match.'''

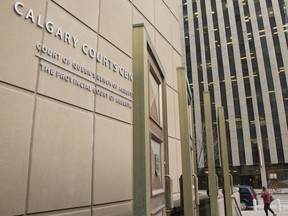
[133,24,168,215]
[148,51,165,215]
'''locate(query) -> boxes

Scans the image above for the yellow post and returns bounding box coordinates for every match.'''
[204,91,218,216]
[177,67,194,216]
[132,25,150,216]
[218,107,233,216]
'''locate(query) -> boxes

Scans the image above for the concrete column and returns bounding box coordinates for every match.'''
[204,91,218,216]
[177,67,194,216]
[132,25,150,216]
[218,107,232,216]
[258,146,267,188]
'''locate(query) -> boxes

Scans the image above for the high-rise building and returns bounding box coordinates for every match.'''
[181,0,288,187]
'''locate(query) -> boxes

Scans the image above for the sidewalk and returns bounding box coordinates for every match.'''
[242,202,288,216]
[242,188,288,216]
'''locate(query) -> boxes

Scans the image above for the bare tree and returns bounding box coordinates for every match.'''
[195,124,220,174]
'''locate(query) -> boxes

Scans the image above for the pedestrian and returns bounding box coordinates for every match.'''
[260,186,276,216]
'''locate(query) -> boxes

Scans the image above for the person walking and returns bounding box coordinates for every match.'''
[261,186,277,216]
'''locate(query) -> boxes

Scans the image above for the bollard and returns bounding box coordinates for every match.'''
[253,199,257,211]
[276,199,281,212]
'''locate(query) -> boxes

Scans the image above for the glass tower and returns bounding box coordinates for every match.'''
[181,0,288,186]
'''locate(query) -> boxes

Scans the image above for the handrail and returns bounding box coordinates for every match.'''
[232,196,242,216]
[192,174,199,206]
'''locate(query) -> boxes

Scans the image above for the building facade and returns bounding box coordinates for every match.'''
[0,1,184,215]
[181,0,288,187]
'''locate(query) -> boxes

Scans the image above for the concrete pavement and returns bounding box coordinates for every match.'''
[242,188,288,216]
[241,201,288,216]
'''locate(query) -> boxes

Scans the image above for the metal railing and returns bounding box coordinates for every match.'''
[232,196,242,216]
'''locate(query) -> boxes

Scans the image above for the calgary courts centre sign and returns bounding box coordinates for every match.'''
[14,2,133,108]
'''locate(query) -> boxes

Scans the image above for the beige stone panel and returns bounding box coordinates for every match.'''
[172,50,181,92]
[168,138,180,193]
[170,0,180,19]
[133,8,156,46]
[95,38,132,123]
[0,1,46,91]
[37,2,98,110]
[167,50,181,92]
[93,115,132,204]
[0,85,34,216]
[163,0,170,6]
[133,0,155,24]
[93,201,132,216]
[97,37,132,99]
[28,208,90,216]
[167,86,176,138]
[175,140,182,183]
[95,89,132,124]
[171,15,181,54]
[99,0,132,56]
[174,92,181,140]
[155,33,173,85]
[38,61,95,111]
[28,98,93,213]
[155,0,171,43]
[165,63,174,90]
[43,1,98,82]
[53,0,100,31]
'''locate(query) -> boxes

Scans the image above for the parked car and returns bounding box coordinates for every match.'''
[238,185,258,210]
